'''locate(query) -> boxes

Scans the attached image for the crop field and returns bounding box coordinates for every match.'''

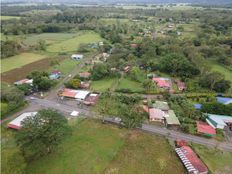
[1,16,21,20]
[23,119,185,174]
[99,18,130,25]
[1,53,47,73]
[24,33,77,45]
[192,144,232,174]
[47,31,103,53]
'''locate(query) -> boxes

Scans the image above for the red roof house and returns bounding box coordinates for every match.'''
[149,108,165,122]
[79,72,91,79]
[175,146,208,174]
[196,121,216,136]
[84,93,99,105]
[152,77,171,89]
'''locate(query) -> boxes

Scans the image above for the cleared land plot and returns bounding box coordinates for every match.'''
[25,119,184,174]
[104,131,185,174]
[192,144,232,174]
[1,53,47,73]
[47,31,103,53]
[116,78,145,93]
[1,16,20,20]
[26,119,126,174]
[91,78,118,92]
[24,33,77,45]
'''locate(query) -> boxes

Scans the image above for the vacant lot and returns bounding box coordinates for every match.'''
[47,31,103,53]
[1,16,21,20]
[24,33,77,45]
[116,78,145,93]
[1,53,47,73]
[91,78,119,92]
[25,119,184,174]
[192,144,232,174]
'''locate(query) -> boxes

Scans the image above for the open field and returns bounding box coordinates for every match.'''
[192,144,232,174]
[1,16,21,20]
[1,53,47,73]
[91,78,119,92]
[23,119,184,174]
[47,31,103,53]
[116,78,145,93]
[24,33,77,45]
[210,62,232,83]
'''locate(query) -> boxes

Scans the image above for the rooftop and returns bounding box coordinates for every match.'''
[196,121,216,135]
[152,77,171,88]
[149,108,165,120]
[206,114,232,127]
[165,110,180,125]
[152,101,169,111]
[216,97,232,105]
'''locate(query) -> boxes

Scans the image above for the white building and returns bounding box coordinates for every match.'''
[71,54,83,60]
[7,112,37,130]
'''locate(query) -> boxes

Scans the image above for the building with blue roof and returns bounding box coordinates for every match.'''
[216,97,232,105]
[194,104,202,110]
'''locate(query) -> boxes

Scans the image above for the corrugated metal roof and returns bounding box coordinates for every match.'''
[216,97,232,105]
[165,110,180,125]
[196,121,216,135]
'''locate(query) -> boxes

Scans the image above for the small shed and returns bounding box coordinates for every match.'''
[71,54,83,60]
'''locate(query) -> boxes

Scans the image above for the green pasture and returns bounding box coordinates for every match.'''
[1,16,21,20]
[1,53,47,73]
[91,78,119,92]
[47,31,103,53]
[116,78,145,93]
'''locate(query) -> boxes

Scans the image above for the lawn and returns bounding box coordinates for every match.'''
[191,144,232,174]
[1,53,47,73]
[26,119,126,174]
[116,78,145,93]
[104,131,185,174]
[47,31,103,53]
[1,16,21,20]
[210,61,232,83]
[91,78,119,92]
[24,33,77,45]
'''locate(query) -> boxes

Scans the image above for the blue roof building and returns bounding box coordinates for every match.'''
[216,97,232,105]
[194,104,202,110]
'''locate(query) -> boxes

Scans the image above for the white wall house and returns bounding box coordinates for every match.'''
[71,54,83,60]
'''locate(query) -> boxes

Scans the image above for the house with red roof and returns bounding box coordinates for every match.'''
[196,121,216,137]
[175,145,208,174]
[79,72,91,79]
[152,77,171,89]
[84,93,99,106]
[149,108,165,122]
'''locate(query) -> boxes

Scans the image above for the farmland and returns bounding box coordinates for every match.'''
[1,53,47,73]
[1,16,21,20]
[47,31,103,53]
[24,119,185,174]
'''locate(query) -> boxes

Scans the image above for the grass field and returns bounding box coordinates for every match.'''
[24,33,77,45]
[47,31,103,53]
[1,16,21,20]
[116,78,145,93]
[192,144,232,174]
[24,119,185,174]
[210,61,232,83]
[91,78,119,92]
[1,53,47,73]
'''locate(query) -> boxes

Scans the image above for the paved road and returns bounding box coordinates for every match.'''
[27,97,232,152]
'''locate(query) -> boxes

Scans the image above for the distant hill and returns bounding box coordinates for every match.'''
[2,0,232,6]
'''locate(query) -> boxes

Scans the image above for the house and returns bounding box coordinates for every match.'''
[49,73,60,80]
[79,72,91,79]
[149,108,165,122]
[196,121,216,136]
[175,145,208,174]
[206,114,232,130]
[130,43,138,48]
[152,77,171,89]
[164,110,180,129]
[175,80,186,91]
[14,79,33,86]
[60,88,90,100]
[84,93,99,105]
[71,54,83,60]
[152,101,169,112]
[51,70,61,75]
[216,97,232,105]
[102,52,110,61]
[99,41,104,46]
[7,112,37,130]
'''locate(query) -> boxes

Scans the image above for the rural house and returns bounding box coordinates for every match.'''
[14,79,33,86]
[149,108,165,122]
[216,97,232,105]
[164,110,180,129]
[59,88,90,100]
[71,54,83,60]
[152,77,171,90]
[206,114,232,130]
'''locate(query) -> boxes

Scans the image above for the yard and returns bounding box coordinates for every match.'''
[1,53,47,73]
[23,119,184,174]
[191,143,232,174]
[116,78,145,93]
[91,78,119,92]
[47,31,103,53]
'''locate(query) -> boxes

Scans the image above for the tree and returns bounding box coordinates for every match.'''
[65,79,81,89]
[16,109,71,161]
[119,104,145,129]
[36,40,46,51]
[91,63,108,80]
[213,79,230,93]
[143,79,155,92]
[201,103,232,115]
[34,76,53,90]
[129,66,145,82]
